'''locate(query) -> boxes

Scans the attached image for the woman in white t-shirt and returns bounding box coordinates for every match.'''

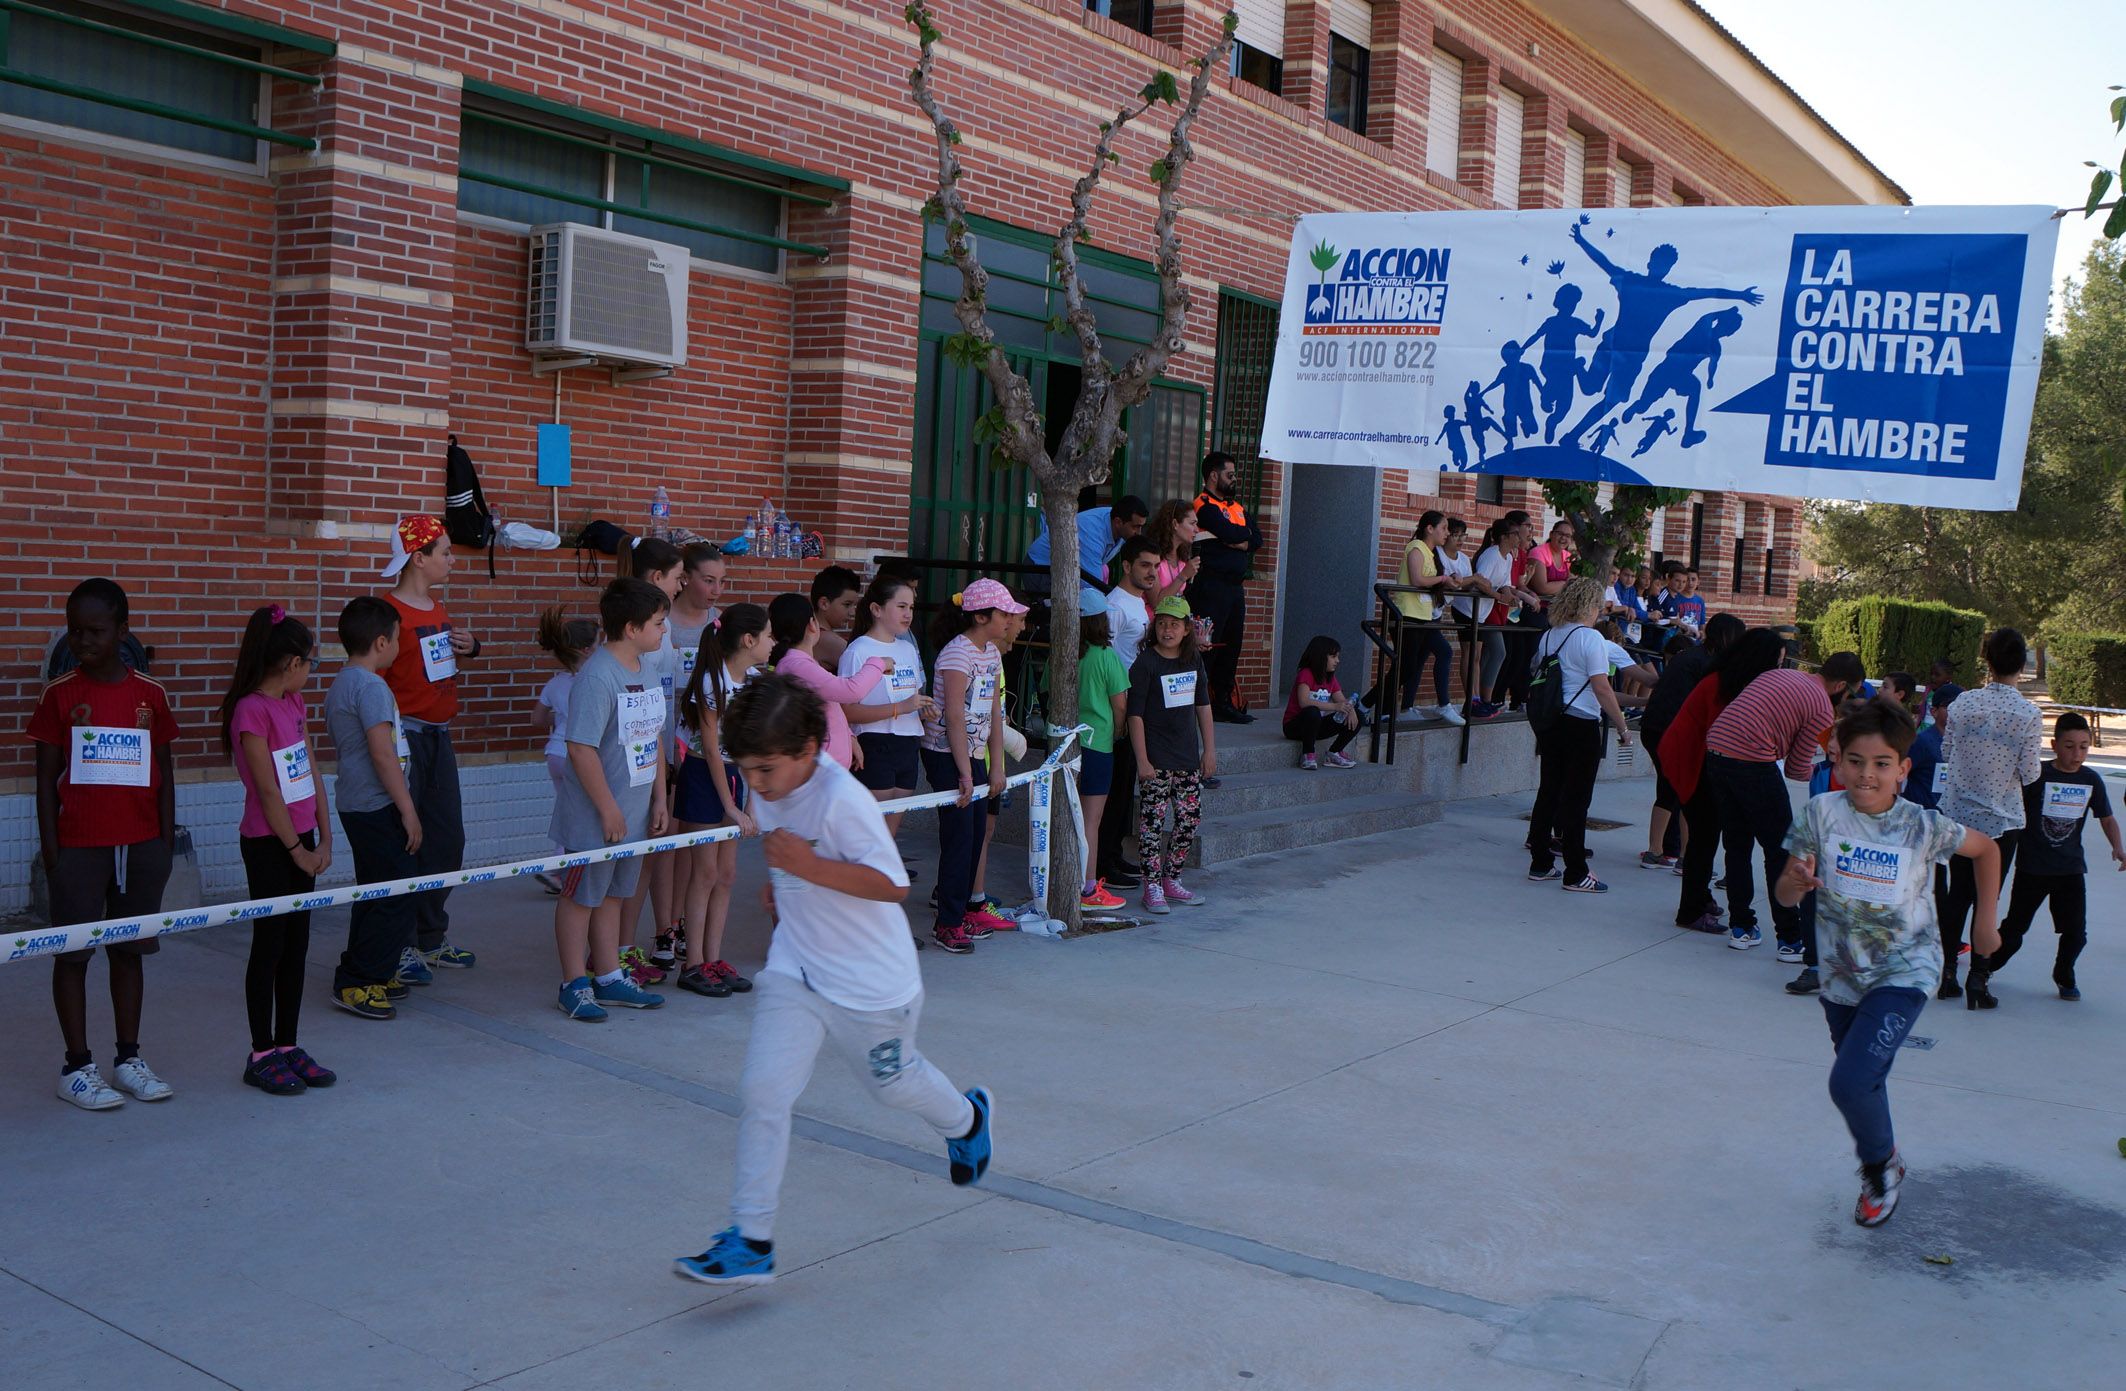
[841,574,933,833]
[1526,577,1633,893]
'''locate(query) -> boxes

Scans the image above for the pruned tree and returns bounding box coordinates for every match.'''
[2081,83,2126,244]
[906,3,1237,927]
[1539,481,1693,582]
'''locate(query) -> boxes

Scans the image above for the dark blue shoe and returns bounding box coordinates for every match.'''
[674,1227,774,1286]
[396,947,434,987]
[948,1086,993,1187]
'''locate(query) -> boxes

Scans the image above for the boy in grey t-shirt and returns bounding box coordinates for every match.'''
[321,597,422,1018]
[553,579,672,1021]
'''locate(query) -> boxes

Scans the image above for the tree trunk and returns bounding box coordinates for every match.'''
[1040,481,1084,929]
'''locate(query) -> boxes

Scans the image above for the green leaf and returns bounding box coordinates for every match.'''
[1046,314,1066,334]
[2088,168,2115,219]
[2106,197,2126,241]
[1223,11,1239,33]
[2112,93,2126,132]
[1139,70,1179,105]
[921,196,943,221]
[942,332,991,369]
[1148,158,1171,182]
[944,128,962,146]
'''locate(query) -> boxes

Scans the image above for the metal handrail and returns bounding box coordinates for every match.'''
[1368,582,1484,767]
[0,63,315,147]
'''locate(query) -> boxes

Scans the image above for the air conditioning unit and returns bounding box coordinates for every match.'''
[525,223,689,370]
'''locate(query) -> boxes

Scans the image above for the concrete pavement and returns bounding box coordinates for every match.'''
[3,776,2123,1390]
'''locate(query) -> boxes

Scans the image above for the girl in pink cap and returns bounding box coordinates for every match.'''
[919,578,1025,953]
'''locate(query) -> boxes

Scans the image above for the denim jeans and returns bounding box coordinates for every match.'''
[922,748,987,930]
[1822,987,1927,1166]
[402,722,465,953]
[1704,753,1802,942]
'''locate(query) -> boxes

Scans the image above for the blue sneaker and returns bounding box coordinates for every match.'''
[427,942,476,969]
[557,976,607,1021]
[674,1227,774,1286]
[1728,925,1762,950]
[396,947,434,987]
[947,1086,993,1187]
[593,974,664,1009]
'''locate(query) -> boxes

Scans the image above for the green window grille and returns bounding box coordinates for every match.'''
[910,215,1204,587]
[0,0,325,159]
[1212,287,1278,516]
[457,94,836,270]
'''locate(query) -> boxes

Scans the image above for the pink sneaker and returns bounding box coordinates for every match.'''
[620,946,665,986]
[1324,752,1357,769]
[1161,878,1206,908]
[1142,881,1170,915]
[962,905,1014,938]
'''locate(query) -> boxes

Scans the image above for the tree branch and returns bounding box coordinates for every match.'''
[906,3,1048,474]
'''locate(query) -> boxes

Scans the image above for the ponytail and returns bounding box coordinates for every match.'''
[536,605,599,673]
[766,592,814,669]
[219,604,315,752]
[680,601,768,736]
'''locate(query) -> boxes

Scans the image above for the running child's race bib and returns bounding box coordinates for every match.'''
[420,629,457,682]
[2044,782,2091,818]
[890,662,922,695]
[1830,837,1907,907]
[1161,670,1197,709]
[273,741,315,804]
[69,725,151,787]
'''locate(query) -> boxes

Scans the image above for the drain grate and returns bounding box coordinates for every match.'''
[1521,812,1631,832]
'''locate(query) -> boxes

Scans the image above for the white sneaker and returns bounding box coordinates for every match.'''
[112,1056,174,1102]
[58,1063,125,1110]
[1438,704,1466,726]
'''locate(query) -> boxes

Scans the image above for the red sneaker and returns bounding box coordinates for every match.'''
[962,905,1014,938]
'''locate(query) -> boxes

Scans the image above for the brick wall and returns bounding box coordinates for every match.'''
[1,0,1827,805]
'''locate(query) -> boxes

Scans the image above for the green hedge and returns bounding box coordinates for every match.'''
[1792,617,1825,663]
[1815,597,1985,679]
[2045,632,2126,709]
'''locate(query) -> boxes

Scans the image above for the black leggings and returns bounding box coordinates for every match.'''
[240,832,316,1053]
[1284,709,1358,756]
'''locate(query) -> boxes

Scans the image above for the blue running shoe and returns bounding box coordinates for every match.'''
[427,942,476,969]
[947,1086,993,1187]
[674,1227,774,1286]
[557,976,607,1021]
[593,974,664,1009]
[1728,925,1762,950]
[396,946,434,987]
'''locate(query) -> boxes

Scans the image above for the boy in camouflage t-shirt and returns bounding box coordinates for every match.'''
[1778,697,2000,1230]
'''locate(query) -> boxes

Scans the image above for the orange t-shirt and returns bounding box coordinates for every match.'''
[382,593,458,724]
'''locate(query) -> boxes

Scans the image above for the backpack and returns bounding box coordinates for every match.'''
[443,435,497,577]
[1526,625,1592,736]
[574,518,631,586]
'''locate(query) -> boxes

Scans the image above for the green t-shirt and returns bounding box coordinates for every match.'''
[1077,644,1129,754]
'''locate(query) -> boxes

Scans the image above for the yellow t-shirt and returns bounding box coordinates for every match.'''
[1392,539,1438,621]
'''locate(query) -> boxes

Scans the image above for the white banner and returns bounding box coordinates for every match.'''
[1260,206,2057,509]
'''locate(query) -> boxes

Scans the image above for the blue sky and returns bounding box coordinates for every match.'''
[1706,0,2123,312]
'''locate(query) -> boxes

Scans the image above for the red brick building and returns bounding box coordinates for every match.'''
[0,0,1901,896]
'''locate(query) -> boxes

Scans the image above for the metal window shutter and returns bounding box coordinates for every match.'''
[1562,128,1587,207]
[1612,161,1634,207]
[1425,48,1462,177]
[1491,86,1525,208]
[1330,0,1373,45]
[1233,0,1284,56]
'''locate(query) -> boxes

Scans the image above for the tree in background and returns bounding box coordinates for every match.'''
[907,4,1237,926]
[1805,242,2126,643]
[1539,482,1694,582]
[2081,83,2126,246]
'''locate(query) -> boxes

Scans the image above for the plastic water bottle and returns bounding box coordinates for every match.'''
[649,486,671,540]
[756,498,775,553]
[775,514,793,559]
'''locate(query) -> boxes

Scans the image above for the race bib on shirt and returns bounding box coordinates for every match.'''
[2044,783,2091,818]
[69,725,152,787]
[273,741,315,804]
[1625,621,1642,644]
[680,646,699,681]
[619,689,666,788]
[419,629,457,682]
[971,672,999,708]
[889,662,922,695]
[393,716,411,775]
[1830,837,1906,906]
[1161,670,1197,709]
[1931,763,1948,795]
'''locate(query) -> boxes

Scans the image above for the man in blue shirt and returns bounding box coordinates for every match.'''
[1026,496,1148,586]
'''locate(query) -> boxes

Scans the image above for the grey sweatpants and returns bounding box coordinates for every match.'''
[730,970,972,1240]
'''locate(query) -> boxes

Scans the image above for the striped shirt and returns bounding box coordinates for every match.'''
[1705,668,1834,781]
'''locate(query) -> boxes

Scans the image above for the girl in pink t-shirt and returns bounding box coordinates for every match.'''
[768,592,889,770]
[217,604,335,1096]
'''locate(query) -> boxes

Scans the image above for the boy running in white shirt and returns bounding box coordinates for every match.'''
[675,673,992,1286]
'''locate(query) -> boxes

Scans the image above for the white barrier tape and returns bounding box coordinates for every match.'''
[1017,726,1091,937]
[2053,703,2126,718]
[6,734,1086,964]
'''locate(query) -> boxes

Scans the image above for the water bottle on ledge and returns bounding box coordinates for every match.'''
[649,485,671,540]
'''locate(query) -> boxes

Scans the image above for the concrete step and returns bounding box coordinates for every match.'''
[1202,763,1398,816]
[1191,790,1443,866]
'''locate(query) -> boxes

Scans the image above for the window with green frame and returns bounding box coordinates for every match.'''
[911,215,1204,578]
[456,94,833,275]
[1212,287,1277,515]
[0,0,325,161]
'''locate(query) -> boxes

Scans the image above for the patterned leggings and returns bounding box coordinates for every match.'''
[1138,769,1205,882]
